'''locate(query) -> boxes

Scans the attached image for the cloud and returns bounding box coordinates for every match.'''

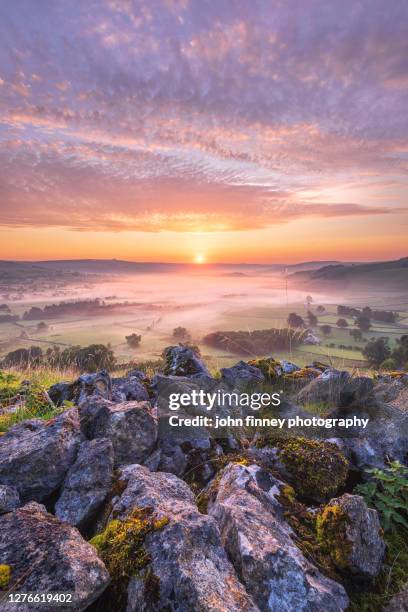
[0,0,407,234]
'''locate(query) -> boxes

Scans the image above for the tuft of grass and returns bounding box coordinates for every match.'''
[0,367,74,433]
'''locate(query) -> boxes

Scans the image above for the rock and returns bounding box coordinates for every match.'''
[111,375,149,402]
[328,402,408,473]
[317,494,385,579]
[209,463,349,611]
[0,484,20,514]
[0,502,110,611]
[79,399,157,467]
[48,370,112,407]
[386,582,408,611]
[0,408,83,502]
[55,438,114,529]
[103,464,257,611]
[162,345,210,377]
[220,361,265,387]
[280,359,301,374]
[249,437,349,503]
[297,372,374,408]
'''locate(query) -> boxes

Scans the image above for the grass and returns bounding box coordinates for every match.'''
[0,366,75,433]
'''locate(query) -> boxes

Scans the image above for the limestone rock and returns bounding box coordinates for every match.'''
[0,484,20,514]
[0,502,110,611]
[0,408,82,502]
[79,399,157,467]
[55,438,114,529]
[209,463,349,611]
[107,464,257,611]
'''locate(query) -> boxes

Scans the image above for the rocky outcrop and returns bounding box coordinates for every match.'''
[55,438,114,529]
[0,502,109,611]
[0,408,82,502]
[317,494,385,579]
[162,345,210,377]
[111,374,149,402]
[48,370,112,406]
[329,401,408,473]
[0,484,20,514]
[104,464,257,611]
[297,370,374,408]
[208,463,349,611]
[79,398,157,467]
[220,361,265,387]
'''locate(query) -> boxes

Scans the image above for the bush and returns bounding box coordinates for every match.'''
[172,326,191,341]
[379,357,398,371]
[126,333,142,349]
[356,462,408,532]
[363,337,391,367]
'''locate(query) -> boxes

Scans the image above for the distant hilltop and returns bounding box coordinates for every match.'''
[290,257,408,291]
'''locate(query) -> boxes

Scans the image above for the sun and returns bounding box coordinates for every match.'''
[194,254,205,264]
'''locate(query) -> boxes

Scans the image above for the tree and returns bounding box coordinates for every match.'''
[362,337,391,366]
[336,318,348,328]
[316,305,325,313]
[172,326,191,341]
[1,346,43,369]
[306,295,313,308]
[392,335,408,367]
[356,316,371,332]
[350,329,363,342]
[321,324,332,336]
[36,321,48,332]
[126,333,142,349]
[287,313,305,328]
[307,310,318,326]
[57,344,116,372]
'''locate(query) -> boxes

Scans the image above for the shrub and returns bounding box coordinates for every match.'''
[355,462,408,532]
[379,357,398,371]
[126,333,142,349]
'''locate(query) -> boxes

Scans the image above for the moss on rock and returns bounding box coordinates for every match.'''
[316,504,351,568]
[0,564,11,589]
[247,358,282,380]
[277,437,349,501]
[90,507,168,606]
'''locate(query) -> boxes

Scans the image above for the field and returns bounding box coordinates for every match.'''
[1,265,408,373]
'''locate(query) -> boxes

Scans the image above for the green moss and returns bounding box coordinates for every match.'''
[0,564,11,589]
[90,507,168,607]
[247,358,282,380]
[316,504,351,568]
[277,437,349,501]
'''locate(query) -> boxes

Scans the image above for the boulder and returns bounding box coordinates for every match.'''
[48,370,112,407]
[328,402,408,473]
[0,502,109,611]
[102,464,257,611]
[0,484,20,514]
[79,399,157,467]
[220,361,265,387]
[297,371,374,408]
[316,494,385,579]
[0,408,83,502]
[111,375,149,402]
[55,438,114,529]
[209,463,349,611]
[249,437,349,503]
[162,345,210,377]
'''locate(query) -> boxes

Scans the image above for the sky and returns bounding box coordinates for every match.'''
[0,0,407,263]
